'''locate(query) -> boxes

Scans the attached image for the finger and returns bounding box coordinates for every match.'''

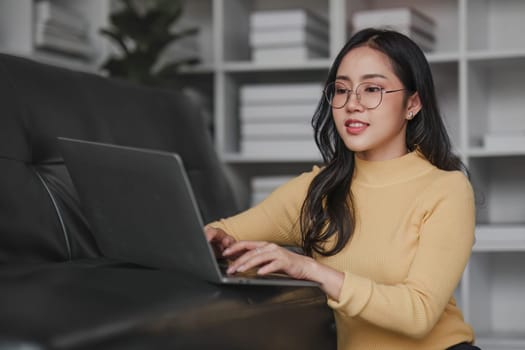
[221,235,236,248]
[222,241,265,257]
[227,245,272,274]
[204,226,217,242]
[256,260,284,275]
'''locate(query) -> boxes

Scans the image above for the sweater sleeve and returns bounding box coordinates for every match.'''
[327,172,476,338]
[207,167,320,246]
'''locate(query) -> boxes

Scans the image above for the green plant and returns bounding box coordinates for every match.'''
[99,0,199,86]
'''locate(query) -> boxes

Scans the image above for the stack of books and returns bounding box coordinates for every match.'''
[351,7,436,52]
[239,82,321,158]
[33,0,92,58]
[249,9,329,62]
[250,175,294,206]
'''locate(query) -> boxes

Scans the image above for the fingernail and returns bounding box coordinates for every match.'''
[227,267,234,274]
[223,248,230,255]
[237,265,246,272]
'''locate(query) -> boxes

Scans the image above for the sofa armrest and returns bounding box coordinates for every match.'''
[0,261,336,350]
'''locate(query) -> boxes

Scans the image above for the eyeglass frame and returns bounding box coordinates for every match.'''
[323,81,406,110]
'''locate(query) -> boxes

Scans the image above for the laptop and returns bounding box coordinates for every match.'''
[58,137,317,287]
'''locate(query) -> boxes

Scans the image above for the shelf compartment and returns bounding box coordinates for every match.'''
[217,70,326,156]
[466,57,525,149]
[346,0,459,53]
[468,157,525,225]
[466,252,525,346]
[466,0,525,52]
[220,0,330,63]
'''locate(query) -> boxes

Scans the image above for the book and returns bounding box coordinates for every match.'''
[250,27,328,53]
[35,20,87,42]
[240,83,323,104]
[240,103,318,123]
[253,46,327,62]
[250,9,328,37]
[242,122,313,139]
[352,7,435,35]
[241,139,319,157]
[34,25,93,58]
[34,0,89,39]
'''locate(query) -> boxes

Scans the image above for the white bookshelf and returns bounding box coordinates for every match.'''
[2,0,524,347]
[0,0,110,73]
[199,0,525,348]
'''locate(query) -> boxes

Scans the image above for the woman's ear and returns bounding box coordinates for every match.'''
[406,92,422,120]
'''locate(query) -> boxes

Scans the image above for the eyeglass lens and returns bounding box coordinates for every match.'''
[325,82,384,109]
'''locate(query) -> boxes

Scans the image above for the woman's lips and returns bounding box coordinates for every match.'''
[345,119,369,135]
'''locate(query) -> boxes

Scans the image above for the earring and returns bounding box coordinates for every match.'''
[407,111,414,120]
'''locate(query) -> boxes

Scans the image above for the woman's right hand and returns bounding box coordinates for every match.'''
[204,225,237,258]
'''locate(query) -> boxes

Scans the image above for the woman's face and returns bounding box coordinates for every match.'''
[331,46,420,161]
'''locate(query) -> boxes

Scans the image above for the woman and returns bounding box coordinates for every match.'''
[206,28,479,350]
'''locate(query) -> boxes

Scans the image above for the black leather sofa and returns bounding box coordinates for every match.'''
[0,53,336,350]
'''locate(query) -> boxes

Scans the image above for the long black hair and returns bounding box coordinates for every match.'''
[300,28,467,257]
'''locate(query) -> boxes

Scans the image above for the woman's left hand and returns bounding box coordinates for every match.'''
[222,241,315,280]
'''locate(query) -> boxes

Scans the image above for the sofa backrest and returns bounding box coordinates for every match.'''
[0,53,238,264]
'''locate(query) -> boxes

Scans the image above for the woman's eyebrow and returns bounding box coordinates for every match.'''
[361,73,388,80]
[335,73,388,81]
[335,75,350,82]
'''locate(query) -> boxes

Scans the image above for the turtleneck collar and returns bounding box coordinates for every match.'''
[353,151,435,187]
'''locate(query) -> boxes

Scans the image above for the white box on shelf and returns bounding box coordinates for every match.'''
[240,103,318,123]
[252,46,327,62]
[240,83,323,104]
[250,9,328,37]
[250,28,328,52]
[483,132,525,151]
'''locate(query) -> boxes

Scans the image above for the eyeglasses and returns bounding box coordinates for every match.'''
[324,81,405,110]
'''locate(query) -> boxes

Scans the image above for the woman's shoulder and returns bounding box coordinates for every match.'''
[426,167,474,199]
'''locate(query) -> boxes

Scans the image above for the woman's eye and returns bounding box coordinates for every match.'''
[335,88,348,95]
[363,85,381,93]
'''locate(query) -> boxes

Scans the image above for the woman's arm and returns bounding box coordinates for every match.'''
[328,173,476,338]
[207,168,320,246]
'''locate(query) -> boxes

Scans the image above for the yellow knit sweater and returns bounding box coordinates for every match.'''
[210,151,476,350]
